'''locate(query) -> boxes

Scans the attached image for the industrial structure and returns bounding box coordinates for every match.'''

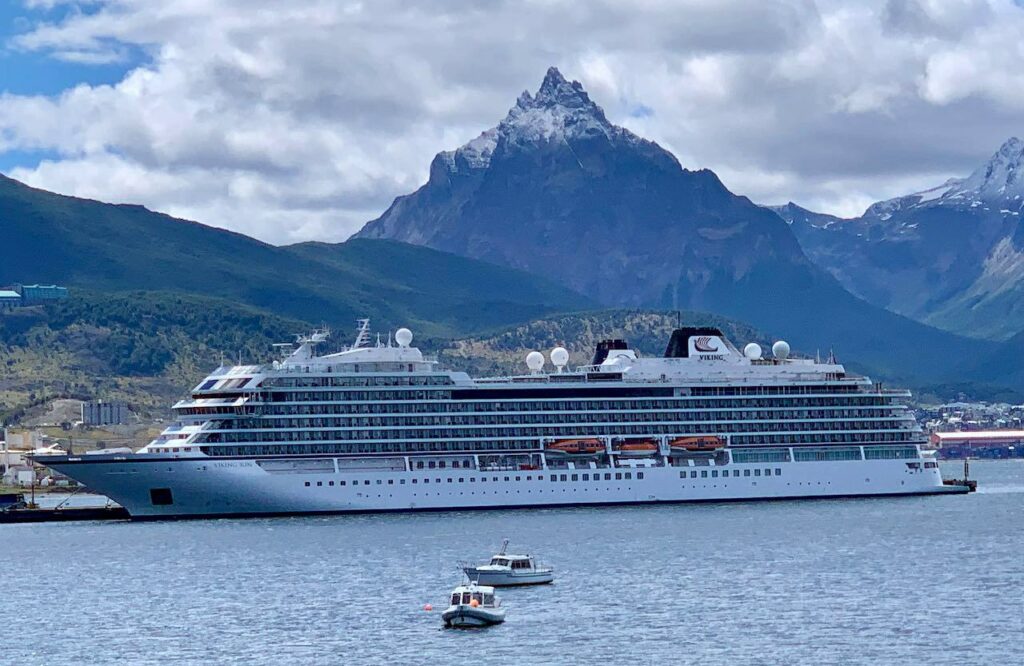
[930,430,1024,459]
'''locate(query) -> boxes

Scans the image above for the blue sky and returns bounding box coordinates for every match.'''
[0,2,143,171]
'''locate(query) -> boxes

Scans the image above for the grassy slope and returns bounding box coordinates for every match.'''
[0,175,592,337]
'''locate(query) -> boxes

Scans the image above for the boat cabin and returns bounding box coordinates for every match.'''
[488,555,536,571]
[449,584,497,607]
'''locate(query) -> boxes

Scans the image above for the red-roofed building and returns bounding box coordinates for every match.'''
[930,431,1024,459]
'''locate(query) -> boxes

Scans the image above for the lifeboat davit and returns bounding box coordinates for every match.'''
[670,436,725,453]
[545,438,605,456]
[613,438,659,456]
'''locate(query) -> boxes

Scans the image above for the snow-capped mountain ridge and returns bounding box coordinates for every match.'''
[777,136,1024,340]
[863,137,1024,221]
[949,136,1024,204]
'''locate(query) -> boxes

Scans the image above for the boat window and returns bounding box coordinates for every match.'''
[624,472,632,480]
[582,474,590,481]
[461,593,472,604]
[451,593,461,605]
[483,594,494,605]
[471,592,483,604]
[638,472,644,479]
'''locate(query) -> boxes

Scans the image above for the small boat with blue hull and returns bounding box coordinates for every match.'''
[442,582,506,628]
[462,540,554,587]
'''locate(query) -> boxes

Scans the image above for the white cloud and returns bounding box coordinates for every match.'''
[1,0,1023,243]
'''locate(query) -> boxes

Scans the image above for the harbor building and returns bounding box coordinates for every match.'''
[930,430,1024,459]
[81,401,129,426]
[15,284,69,305]
[0,290,20,312]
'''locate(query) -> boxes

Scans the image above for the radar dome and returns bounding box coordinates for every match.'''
[743,343,762,360]
[772,340,790,360]
[526,351,545,372]
[550,346,569,368]
[395,328,413,348]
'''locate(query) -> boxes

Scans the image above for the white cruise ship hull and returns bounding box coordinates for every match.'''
[37,453,969,520]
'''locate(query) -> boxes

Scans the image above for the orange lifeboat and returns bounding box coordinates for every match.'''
[670,436,725,453]
[545,438,605,456]
[613,438,659,456]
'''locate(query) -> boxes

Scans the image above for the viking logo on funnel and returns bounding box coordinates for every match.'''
[694,336,719,353]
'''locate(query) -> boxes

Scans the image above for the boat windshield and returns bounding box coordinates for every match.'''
[490,557,510,566]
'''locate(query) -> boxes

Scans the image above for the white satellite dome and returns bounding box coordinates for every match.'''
[550,346,569,368]
[743,343,762,360]
[772,340,790,360]
[526,351,545,372]
[395,327,413,348]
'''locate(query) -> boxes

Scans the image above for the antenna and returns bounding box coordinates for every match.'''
[353,318,371,349]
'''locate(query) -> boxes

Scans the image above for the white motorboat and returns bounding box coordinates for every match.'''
[442,582,506,628]
[462,539,554,587]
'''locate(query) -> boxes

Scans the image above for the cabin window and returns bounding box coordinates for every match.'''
[560,474,567,482]
[775,468,782,475]
[451,594,460,605]
[624,473,632,480]
[615,473,622,480]
[484,594,494,605]
[550,476,557,483]
[637,472,644,480]
[605,473,612,480]
[711,471,718,478]
[700,471,707,478]
[755,469,761,476]
[461,593,472,604]
[582,474,590,481]
[744,470,751,477]
[471,592,483,604]
[571,474,578,481]
[690,471,697,478]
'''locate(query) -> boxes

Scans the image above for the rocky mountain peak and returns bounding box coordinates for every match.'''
[434,67,634,175]
[952,136,1024,203]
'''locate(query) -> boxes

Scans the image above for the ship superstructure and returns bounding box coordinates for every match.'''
[35,321,969,518]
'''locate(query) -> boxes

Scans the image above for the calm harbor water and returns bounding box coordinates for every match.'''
[3,461,1021,665]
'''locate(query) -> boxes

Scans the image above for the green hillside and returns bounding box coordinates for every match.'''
[0,175,592,337]
[0,290,313,421]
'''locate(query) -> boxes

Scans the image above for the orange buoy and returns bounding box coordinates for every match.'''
[423,603,433,611]
[470,599,480,608]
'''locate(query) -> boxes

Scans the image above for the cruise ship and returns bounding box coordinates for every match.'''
[35,320,970,519]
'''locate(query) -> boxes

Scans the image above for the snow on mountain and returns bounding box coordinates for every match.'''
[437,67,644,175]
[782,136,1024,340]
[946,136,1024,205]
